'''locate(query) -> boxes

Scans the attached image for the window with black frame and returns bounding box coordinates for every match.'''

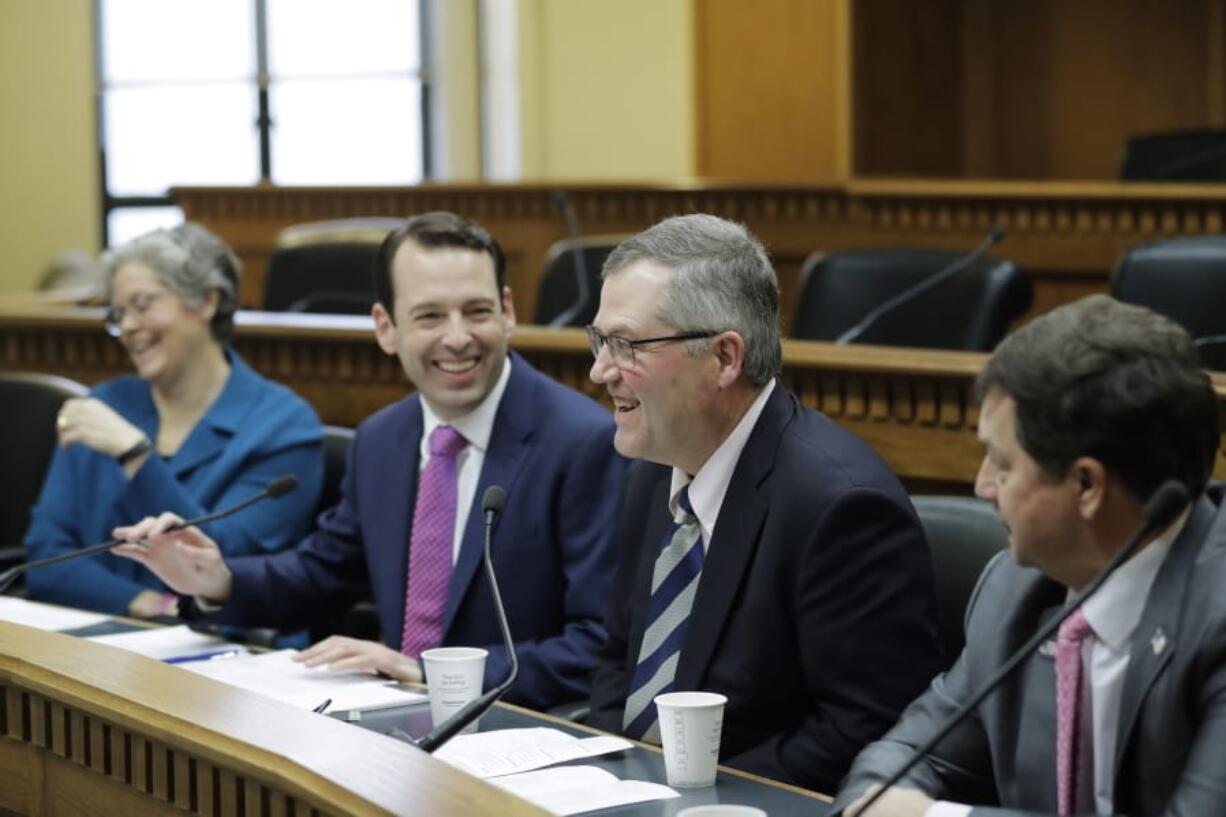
[97,0,427,246]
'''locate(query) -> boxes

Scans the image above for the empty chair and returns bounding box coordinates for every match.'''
[264,218,403,314]
[0,373,89,569]
[1111,236,1226,344]
[912,495,1009,664]
[792,248,1032,351]
[533,235,629,327]
[1119,129,1226,181]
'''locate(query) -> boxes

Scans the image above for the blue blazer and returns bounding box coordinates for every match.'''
[24,352,324,614]
[212,354,627,710]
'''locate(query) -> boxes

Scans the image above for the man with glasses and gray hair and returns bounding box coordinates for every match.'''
[585,213,943,793]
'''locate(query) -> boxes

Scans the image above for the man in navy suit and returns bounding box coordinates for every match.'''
[585,214,943,792]
[116,212,625,710]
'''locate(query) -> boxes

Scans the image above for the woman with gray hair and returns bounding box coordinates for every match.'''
[24,223,323,618]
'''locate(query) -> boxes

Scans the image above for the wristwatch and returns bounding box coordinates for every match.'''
[116,436,153,466]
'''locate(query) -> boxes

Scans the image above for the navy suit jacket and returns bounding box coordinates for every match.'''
[206,354,627,710]
[588,386,944,793]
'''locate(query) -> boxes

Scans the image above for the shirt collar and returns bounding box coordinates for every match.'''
[420,356,512,453]
[668,379,777,543]
[1079,506,1189,650]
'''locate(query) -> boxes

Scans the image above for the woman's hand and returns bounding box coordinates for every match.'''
[57,397,146,458]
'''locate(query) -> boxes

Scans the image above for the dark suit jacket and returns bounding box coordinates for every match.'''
[204,354,627,710]
[588,386,943,793]
[834,493,1226,816]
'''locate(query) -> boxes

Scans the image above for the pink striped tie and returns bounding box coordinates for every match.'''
[401,425,467,657]
[1055,608,1095,816]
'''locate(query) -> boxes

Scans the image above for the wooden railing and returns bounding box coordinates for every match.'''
[5,306,1224,492]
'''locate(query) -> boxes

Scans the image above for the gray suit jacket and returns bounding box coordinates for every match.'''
[834,494,1226,817]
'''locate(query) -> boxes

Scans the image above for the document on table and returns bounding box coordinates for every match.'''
[488,765,678,816]
[89,625,240,660]
[183,649,427,712]
[433,727,634,778]
[0,597,109,631]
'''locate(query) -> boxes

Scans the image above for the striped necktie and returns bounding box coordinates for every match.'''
[622,487,705,743]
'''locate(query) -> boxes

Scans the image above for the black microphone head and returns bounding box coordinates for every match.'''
[1145,480,1190,528]
[266,475,299,498]
[987,225,1007,245]
[482,485,507,515]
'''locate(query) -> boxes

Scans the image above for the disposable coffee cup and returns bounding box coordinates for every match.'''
[421,647,488,733]
[677,807,767,817]
[654,691,728,788]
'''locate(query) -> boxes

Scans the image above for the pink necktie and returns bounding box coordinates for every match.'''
[401,425,467,657]
[1055,608,1095,816]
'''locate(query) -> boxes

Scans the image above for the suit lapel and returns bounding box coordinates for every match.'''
[379,399,422,644]
[1113,496,1214,773]
[441,363,534,636]
[627,479,679,664]
[672,389,789,691]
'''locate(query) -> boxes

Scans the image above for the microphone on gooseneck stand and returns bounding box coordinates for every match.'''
[851,479,1189,816]
[835,226,1007,346]
[0,475,300,596]
[547,190,592,328]
[415,485,516,754]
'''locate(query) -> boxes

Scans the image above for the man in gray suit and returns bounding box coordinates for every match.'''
[836,294,1226,816]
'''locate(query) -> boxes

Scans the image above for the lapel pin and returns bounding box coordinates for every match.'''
[1151,628,1168,657]
[1038,640,1057,658]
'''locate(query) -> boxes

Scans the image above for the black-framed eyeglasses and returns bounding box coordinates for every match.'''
[104,290,170,338]
[585,325,721,367]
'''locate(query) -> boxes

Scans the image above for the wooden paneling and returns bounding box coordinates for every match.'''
[172,179,1226,335]
[0,623,547,817]
[5,306,1226,494]
[694,0,849,180]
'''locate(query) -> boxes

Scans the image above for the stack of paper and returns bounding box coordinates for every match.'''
[184,649,427,712]
[89,625,239,660]
[0,597,109,631]
[434,727,677,815]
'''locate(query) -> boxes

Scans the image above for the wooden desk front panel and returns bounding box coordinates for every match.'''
[5,308,1225,491]
[173,180,1226,330]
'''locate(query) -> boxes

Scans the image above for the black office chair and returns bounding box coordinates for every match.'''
[263,218,403,314]
[1111,236,1226,344]
[1119,130,1226,182]
[0,373,89,572]
[533,235,629,327]
[792,248,1032,351]
[1196,336,1226,372]
[912,495,1009,665]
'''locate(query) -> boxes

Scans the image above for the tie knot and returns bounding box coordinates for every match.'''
[1058,607,1094,645]
[677,487,696,522]
[429,424,467,458]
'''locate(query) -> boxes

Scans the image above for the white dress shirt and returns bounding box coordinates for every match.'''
[667,379,776,548]
[418,357,512,563]
[927,509,1187,817]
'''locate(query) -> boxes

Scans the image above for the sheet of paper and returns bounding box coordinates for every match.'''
[488,765,678,816]
[184,649,426,712]
[434,727,634,778]
[89,624,238,660]
[0,597,111,631]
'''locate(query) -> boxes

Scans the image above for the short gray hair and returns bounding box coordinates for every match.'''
[101,222,240,343]
[602,214,781,385]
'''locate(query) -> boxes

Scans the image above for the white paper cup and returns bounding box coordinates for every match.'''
[677,807,767,817]
[421,647,488,733]
[654,691,728,788]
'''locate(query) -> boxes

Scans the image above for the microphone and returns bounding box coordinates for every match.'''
[0,475,299,596]
[850,478,1189,816]
[835,227,1007,345]
[547,190,592,328]
[415,485,516,753]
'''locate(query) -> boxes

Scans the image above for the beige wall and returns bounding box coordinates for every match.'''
[518,0,694,179]
[0,0,100,294]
